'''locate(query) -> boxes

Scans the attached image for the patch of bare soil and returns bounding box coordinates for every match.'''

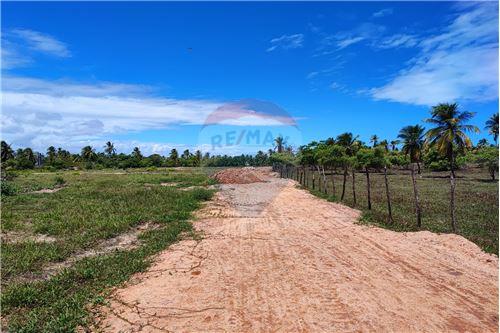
[1,231,57,244]
[29,186,65,194]
[95,167,498,333]
[212,167,268,184]
[15,222,161,283]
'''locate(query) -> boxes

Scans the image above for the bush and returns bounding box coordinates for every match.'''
[1,181,18,196]
[423,147,465,171]
[54,176,66,186]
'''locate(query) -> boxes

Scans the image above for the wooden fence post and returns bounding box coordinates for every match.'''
[384,166,393,224]
[410,164,422,228]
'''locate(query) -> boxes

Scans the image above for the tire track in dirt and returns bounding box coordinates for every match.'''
[94,168,498,332]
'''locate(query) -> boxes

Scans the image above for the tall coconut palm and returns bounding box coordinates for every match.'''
[332,132,359,202]
[425,103,479,176]
[380,139,389,152]
[485,113,499,145]
[46,146,56,165]
[104,141,116,156]
[477,138,489,148]
[425,103,479,232]
[390,140,400,151]
[398,125,425,174]
[132,147,143,159]
[1,141,14,163]
[370,135,379,147]
[274,136,285,153]
[81,146,96,162]
[169,148,179,166]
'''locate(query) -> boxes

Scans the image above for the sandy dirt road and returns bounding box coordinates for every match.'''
[96,168,498,332]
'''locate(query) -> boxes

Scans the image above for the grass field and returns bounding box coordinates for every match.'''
[1,168,215,332]
[295,167,498,254]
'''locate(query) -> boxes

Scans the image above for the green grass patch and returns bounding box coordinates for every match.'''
[298,167,498,254]
[1,168,215,332]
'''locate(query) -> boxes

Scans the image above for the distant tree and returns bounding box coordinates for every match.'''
[1,141,14,163]
[356,147,386,211]
[169,149,179,166]
[104,141,116,156]
[132,147,143,160]
[398,125,425,174]
[473,147,498,180]
[182,149,191,160]
[81,146,96,162]
[477,139,489,148]
[425,103,479,232]
[380,139,389,152]
[390,140,400,151]
[370,135,379,147]
[274,136,285,153]
[47,146,56,165]
[325,137,335,145]
[148,154,163,167]
[485,113,499,145]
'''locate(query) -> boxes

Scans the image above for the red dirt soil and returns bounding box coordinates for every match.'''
[94,167,498,333]
[211,167,268,184]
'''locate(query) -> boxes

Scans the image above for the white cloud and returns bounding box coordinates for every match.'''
[337,36,365,50]
[10,29,71,57]
[377,34,419,49]
[267,34,304,52]
[1,77,295,153]
[370,2,498,106]
[373,8,393,18]
[318,23,386,53]
[2,29,70,69]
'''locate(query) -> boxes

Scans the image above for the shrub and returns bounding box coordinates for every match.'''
[1,181,18,196]
[54,176,66,186]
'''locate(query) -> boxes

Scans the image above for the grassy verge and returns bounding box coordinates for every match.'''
[1,168,215,332]
[297,167,498,254]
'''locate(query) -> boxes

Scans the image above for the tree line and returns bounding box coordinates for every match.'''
[0,142,273,170]
[270,104,498,233]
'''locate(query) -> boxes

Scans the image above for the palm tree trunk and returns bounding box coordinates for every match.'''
[341,165,347,200]
[312,168,316,190]
[365,167,371,210]
[352,169,356,206]
[410,164,422,228]
[450,170,457,232]
[384,166,393,224]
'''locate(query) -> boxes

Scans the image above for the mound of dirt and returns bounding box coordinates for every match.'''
[212,167,267,184]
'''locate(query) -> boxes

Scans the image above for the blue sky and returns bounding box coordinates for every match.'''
[1,1,498,155]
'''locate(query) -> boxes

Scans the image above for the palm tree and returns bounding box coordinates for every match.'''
[425,103,479,177]
[380,139,389,152]
[104,141,116,156]
[46,146,56,165]
[370,135,379,147]
[477,139,489,148]
[390,140,400,151]
[336,132,360,201]
[274,136,285,153]
[485,113,499,145]
[169,148,179,166]
[1,141,14,163]
[398,125,425,174]
[132,147,143,160]
[425,103,479,232]
[81,146,96,162]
